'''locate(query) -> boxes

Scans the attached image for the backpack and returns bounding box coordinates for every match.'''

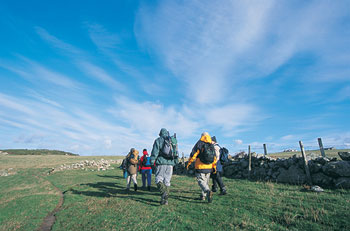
[219,147,229,164]
[199,142,216,164]
[120,158,127,170]
[142,156,152,167]
[128,153,138,165]
[161,134,178,159]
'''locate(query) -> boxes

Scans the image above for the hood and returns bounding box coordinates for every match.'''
[200,133,212,144]
[159,128,169,139]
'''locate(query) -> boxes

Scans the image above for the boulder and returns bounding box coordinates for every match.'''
[277,165,306,184]
[335,177,350,189]
[338,152,350,161]
[322,161,350,177]
[311,172,333,187]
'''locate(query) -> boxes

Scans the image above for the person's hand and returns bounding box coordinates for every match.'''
[186,165,189,170]
[213,168,217,174]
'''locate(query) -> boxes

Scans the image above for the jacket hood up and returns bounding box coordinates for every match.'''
[200,133,212,144]
[159,128,169,139]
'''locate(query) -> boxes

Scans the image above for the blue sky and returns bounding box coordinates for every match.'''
[0,0,349,156]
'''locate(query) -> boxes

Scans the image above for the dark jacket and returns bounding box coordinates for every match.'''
[151,128,178,166]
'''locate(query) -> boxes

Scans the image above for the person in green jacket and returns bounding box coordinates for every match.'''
[150,128,179,205]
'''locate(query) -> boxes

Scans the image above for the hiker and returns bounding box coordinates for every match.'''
[211,136,227,195]
[139,149,152,191]
[125,148,139,192]
[186,132,217,203]
[150,128,179,205]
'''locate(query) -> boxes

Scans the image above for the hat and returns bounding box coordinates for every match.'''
[201,132,209,137]
[211,136,217,143]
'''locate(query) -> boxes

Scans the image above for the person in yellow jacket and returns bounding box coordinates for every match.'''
[186,132,217,203]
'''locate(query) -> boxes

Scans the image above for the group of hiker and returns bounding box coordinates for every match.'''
[121,128,228,205]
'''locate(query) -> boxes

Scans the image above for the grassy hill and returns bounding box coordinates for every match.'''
[0,155,349,230]
[0,149,79,156]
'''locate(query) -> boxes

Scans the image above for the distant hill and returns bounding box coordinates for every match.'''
[0,149,79,156]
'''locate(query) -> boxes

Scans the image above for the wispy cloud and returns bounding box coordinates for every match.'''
[78,61,126,92]
[35,26,83,55]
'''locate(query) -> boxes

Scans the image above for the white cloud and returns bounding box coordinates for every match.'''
[78,61,126,92]
[234,139,243,145]
[281,135,295,141]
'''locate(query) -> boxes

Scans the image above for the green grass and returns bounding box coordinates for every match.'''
[266,149,349,159]
[1,155,350,231]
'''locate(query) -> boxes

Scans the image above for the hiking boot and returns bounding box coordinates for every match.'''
[134,184,138,191]
[220,190,227,195]
[212,186,217,192]
[199,195,205,201]
[147,186,151,191]
[206,190,213,203]
[160,191,168,205]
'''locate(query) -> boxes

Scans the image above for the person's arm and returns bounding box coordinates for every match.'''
[150,139,159,165]
[186,150,199,169]
[212,156,217,173]
[139,156,143,171]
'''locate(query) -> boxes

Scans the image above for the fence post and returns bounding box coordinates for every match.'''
[248,145,251,178]
[318,138,326,157]
[182,152,185,166]
[299,141,312,185]
[263,144,267,157]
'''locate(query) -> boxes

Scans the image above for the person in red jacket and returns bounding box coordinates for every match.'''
[139,149,152,191]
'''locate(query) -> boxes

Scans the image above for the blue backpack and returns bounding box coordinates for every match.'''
[219,147,229,164]
[142,156,152,167]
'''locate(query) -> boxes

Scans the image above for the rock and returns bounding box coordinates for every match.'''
[314,157,330,165]
[335,177,350,189]
[309,162,323,174]
[338,152,350,161]
[322,161,350,177]
[277,165,306,184]
[311,172,333,187]
[311,185,324,192]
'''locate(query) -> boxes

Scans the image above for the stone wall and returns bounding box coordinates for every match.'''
[48,159,123,174]
[178,152,350,189]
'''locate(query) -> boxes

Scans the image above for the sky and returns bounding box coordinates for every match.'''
[0,0,349,156]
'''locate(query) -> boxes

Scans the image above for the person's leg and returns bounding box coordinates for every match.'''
[217,172,226,194]
[204,173,213,202]
[131,174,138,191]
[195,172,210,199]
[147,169,152,190]
[141,170,146,188]
[212,173,218,192]
[161,165,173,204]
[155,165,168,205]
[126,174,131,190]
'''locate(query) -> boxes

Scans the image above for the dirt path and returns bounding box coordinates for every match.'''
[36,176,65,231]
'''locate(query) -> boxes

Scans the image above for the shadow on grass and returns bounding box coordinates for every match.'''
[68,181,162,206]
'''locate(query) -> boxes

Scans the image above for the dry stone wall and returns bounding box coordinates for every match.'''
[48,159,123,174]
[179,152,350,189]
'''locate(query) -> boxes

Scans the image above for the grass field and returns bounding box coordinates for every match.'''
[265,149,349,159]
[1,154,349,231]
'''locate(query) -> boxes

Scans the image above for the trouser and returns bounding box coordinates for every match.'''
[155,165,173,196]
[126,173,137,189]
[155,165,173,187]
[195,172,211,197]
[141,169,152,187]
[212,171,225,191]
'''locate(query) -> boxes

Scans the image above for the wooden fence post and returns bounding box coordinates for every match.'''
[248,145,251,178]
[263,144,267,157]
[299,141,312,185]
[318,138,326,157]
